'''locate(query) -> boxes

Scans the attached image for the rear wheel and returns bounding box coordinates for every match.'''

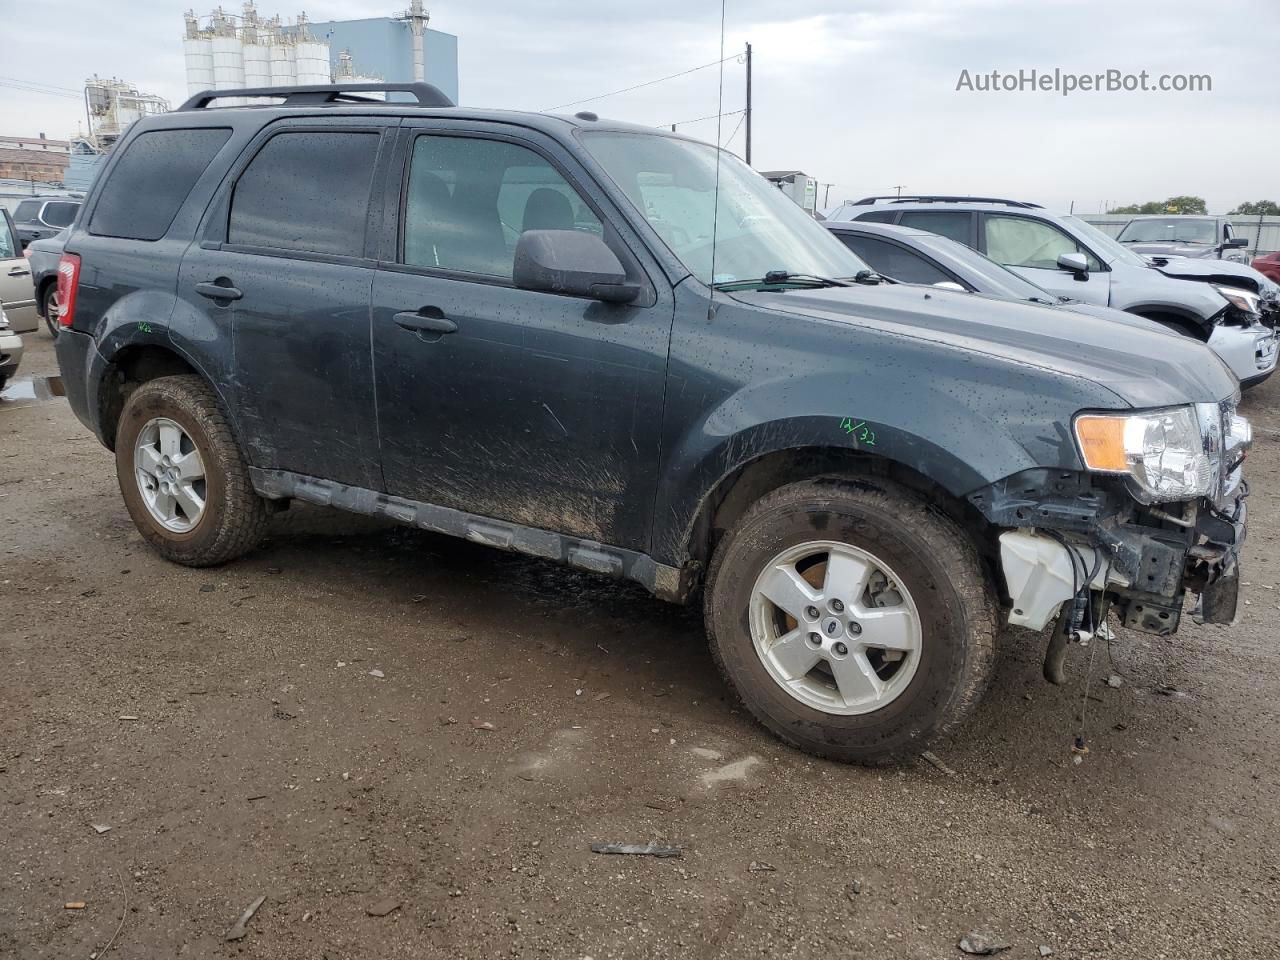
[705,478,997,764]
[41,286,59,338]
[115,375,268,566]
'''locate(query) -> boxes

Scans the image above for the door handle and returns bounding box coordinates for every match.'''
[195,280,243,301]
[394,309,457,336]
[7,267,30,277]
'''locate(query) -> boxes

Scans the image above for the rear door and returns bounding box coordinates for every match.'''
[979,212,1112,305]
[368,120,673,549]
[0,209,36,331]
[177,118,393,489]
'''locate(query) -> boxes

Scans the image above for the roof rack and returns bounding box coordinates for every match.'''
[852,195,1043,209]
[178,83,454,111]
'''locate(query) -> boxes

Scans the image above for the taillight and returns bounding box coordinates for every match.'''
[56,253,80,329]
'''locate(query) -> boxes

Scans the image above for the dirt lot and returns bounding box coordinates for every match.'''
[2,333,1277,959]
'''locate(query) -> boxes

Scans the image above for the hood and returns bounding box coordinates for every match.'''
[1149,255,1269,290]
[733,283,1237,406]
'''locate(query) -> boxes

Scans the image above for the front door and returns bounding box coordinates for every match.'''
[0,210,36,332]
[982,212,1112,305]
[176,122,391,489]
[369,124,673,550]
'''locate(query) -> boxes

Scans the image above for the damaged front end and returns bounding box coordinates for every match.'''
[968,399,1250,683]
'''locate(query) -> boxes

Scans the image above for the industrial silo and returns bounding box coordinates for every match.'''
[182,12,214,95]
[210,16,244,106]
[268,39,296,86]
[294,39,331,85]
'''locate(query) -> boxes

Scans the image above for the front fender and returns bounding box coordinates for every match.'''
[651,368,1100,566]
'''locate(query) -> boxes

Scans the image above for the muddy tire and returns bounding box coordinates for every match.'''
[42,286,59,339]
[704,478,997,764]
[115,375,268,566]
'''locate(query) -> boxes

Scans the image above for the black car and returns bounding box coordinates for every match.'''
[11,195,81,247]
[54,83,1249,764]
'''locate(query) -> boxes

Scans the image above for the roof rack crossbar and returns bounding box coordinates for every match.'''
[852,195,1043,209]
[178,83,454,111]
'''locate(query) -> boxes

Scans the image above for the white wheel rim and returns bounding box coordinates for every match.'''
[134,417,207,533]
[749,540,923,716]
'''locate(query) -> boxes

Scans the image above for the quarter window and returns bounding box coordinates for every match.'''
[402,135,602,279]
[229,131,380,257]
[984,215,1101,271]
[42,201,78,228]
[90,128,231,241]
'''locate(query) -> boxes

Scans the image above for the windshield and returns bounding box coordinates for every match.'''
[579,131,867,286]
[913,233,1059,302]
[1117,217,1216,245]
[1060,215,1148,268]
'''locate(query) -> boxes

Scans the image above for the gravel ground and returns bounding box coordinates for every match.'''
[2,333,1277,959]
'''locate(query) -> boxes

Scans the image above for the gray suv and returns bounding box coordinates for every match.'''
[53,86,1250,764]
[1116,215,1250,263]
[829,196,1278,386]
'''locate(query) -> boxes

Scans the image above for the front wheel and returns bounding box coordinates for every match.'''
[705,479,997,764]
[115,375,268,566]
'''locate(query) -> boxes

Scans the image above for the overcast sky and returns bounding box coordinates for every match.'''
[3,0,1276,213]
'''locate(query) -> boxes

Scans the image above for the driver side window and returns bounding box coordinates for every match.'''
[984,215,1100,271]
[403,136,602,280]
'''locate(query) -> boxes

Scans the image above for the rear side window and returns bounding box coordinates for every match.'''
[42,201,79,228]
[897,211,973,245]
[835,233,955,285]
[854,210,897,224]
[90,128,231,241]
[229,131,380,258]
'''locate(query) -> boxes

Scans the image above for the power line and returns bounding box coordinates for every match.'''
[722,110,747,150]
[0,75,82,94]
[544,53,741,112]
[663,107,744,129]
[0,79,83,100]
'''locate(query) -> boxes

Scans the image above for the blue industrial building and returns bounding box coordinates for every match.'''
[303,17,459,104]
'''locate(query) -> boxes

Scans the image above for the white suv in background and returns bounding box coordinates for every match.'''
[828,196,1278,387]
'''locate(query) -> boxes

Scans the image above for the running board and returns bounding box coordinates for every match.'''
[249,468,692,602]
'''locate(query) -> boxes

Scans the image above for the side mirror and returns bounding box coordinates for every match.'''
[1224,238,1249,249]
[932,281,967,292]
[1057,251,1089,276]
[513,230,640,303]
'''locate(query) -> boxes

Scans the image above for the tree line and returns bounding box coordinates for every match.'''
[1106,196,1280,216]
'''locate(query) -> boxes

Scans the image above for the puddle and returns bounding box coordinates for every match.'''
[0,375,65,407]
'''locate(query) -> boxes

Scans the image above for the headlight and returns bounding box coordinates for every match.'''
[1074,405,1213,502]
[1213,284,1261,316]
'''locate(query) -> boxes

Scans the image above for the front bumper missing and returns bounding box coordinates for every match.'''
[980,467,1248,638]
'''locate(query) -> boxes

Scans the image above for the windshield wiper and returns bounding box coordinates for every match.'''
[714,271,851,291]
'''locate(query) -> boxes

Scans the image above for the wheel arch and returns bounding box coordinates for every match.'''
[1127,304,1214,341]
[680,444,999,579]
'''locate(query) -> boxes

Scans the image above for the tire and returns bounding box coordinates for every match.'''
[41,285,59,339]
[115,374,268,566]
[704,478,997,764]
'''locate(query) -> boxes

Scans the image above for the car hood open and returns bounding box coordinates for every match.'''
[734,283,1238,407]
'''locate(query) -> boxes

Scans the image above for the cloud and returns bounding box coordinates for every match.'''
[2,0,1277,212]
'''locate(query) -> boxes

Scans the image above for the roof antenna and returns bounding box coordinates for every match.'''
[707,0,727,322]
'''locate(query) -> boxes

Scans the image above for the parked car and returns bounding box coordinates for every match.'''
[0,207,37,333]
[1253,251,1280,284]
[55,84,1249,764]
[824,219,1277,386]
[1116,215,1250,263]
[828,195,1279,385]
[10,195,81,247]
[27,229,67,337]
[0,303,22,390]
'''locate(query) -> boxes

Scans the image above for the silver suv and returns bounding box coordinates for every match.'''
[1116,215,1250,263]
[827,196,1278,386]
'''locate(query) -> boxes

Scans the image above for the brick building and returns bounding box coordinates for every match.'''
[0,134,71,185]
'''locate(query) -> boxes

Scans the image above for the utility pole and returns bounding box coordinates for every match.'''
[892,184,906,198]
[744,42,752,166]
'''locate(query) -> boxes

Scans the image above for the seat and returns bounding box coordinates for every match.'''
[522,188,574,232]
